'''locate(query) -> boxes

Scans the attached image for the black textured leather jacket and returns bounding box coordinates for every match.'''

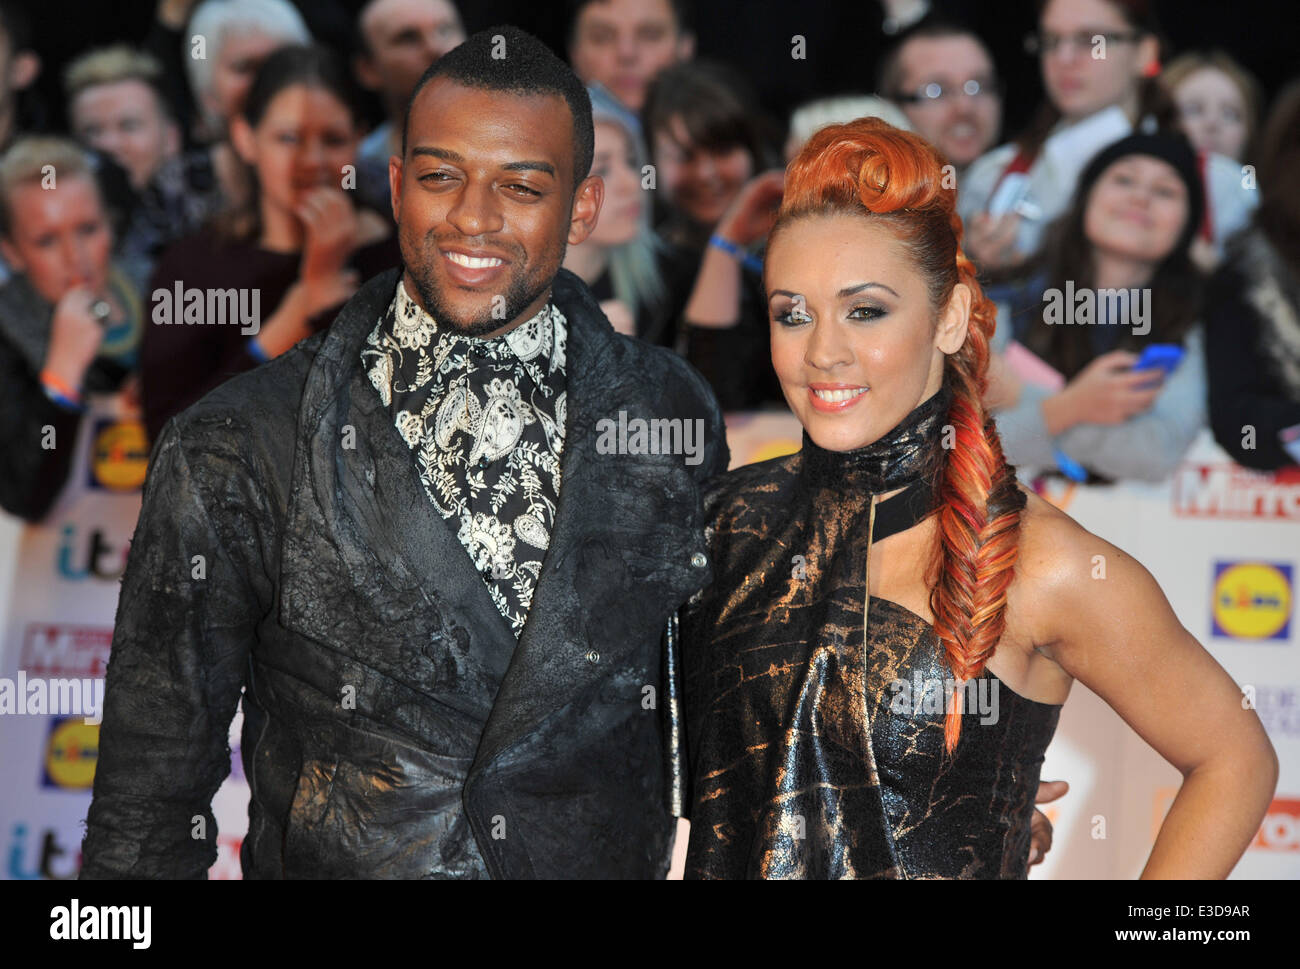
[80,267,727,878]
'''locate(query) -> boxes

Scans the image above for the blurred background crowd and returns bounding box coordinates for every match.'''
[2,0,1298,525]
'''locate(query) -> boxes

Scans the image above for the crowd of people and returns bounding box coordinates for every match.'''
[1,0,1298,524]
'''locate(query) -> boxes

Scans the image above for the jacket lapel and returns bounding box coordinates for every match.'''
[466,269,706,777]
[281,268,517,684]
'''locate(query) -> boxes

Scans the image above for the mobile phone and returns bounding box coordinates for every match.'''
[1132,343,1184,377]
[987,172,1031,219]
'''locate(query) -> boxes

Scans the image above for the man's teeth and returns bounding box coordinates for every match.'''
[446,252,502,268]
[813,387,868,403]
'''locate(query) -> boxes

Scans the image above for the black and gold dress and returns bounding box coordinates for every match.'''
[680,388,1062,879]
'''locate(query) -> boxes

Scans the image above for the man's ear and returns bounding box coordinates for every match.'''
[388,154,403,224]
[9,50,40,90]
[229,115,256,165]
[567,173,603,246]
[936,282,972,354]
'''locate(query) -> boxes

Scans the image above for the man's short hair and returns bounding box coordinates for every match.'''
[0,136,97,238]
[564,0,694,48]
[876,16,993,99]
[401,25,594,190]
[64,46,174,122]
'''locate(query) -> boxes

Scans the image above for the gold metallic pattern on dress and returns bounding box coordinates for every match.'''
[681,389,1061,879]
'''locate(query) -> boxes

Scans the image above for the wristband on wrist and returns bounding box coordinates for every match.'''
[709,234,764,273]
[1052,447,1088,482]
[247,338,271,363]
[40,369,85,411]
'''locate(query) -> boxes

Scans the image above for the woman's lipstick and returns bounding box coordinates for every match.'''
[807,383,869,412]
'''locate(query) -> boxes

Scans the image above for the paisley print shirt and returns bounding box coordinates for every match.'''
[361,278,567,635]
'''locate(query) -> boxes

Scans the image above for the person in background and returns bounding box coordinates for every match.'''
[959,0,1252,276]
[352,0,466,216]
[878,16,1003,178]
[182,0,312,212]
[141,45,396,444]
[986,132,1207,484]
[0,136,142,521]
[0,2,40,287]
[566,0,694,115]
[643,58,784,410]
[1205,80,1300,472]
[561,83,689,347]
[66,46,181,195]
[1162,50,1261,271]
[0,2,38,151]
[64,45,223,283]
[784,94,913,163]
[1162,50,1259,164]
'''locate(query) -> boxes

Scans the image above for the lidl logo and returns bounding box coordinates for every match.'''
[88,420,149,492]
[1211,561,1292,640]
[42,717,99,790]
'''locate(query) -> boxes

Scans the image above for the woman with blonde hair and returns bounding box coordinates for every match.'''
[678,117,1277,879]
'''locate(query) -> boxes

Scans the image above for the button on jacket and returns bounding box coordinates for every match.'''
[80,266,727,879]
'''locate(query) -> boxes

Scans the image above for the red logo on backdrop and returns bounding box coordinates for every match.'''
[18,625,113,677]
[1172,464,1300,519]
[1253,797,1300,851]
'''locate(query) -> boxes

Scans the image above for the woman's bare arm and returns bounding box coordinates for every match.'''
[1018,500,1279,878]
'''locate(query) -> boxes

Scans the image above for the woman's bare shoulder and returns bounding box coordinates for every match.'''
[1012,484,1128,593]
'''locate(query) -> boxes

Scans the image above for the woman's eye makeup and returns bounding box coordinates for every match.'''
[773,301,811,326]
[847,302,887,321]
[773,301,888,325]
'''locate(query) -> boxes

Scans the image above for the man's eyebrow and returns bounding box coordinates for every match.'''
[409,146,556,177]
[502,160,556,177]
[411,146,463,163]
[768,282,900,301]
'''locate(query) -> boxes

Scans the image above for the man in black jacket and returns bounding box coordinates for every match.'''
[80,26,726,878]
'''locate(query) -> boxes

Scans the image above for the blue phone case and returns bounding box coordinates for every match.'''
[1132,343,1184,376]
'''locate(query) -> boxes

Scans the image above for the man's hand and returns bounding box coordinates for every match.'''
[1030,779,1069,866]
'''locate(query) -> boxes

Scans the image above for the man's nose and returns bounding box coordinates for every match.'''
[447,180,503,236]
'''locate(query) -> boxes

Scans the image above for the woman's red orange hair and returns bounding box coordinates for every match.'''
[771,117,1026,755]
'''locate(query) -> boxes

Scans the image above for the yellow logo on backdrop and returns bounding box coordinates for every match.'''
[44,719,99,789]
[91,421,149,492]
[1212,562,1292,640]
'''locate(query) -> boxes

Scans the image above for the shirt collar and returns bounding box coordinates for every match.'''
[387,276,565,370]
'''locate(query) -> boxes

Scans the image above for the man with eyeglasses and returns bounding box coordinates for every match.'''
[879,18,1002,177]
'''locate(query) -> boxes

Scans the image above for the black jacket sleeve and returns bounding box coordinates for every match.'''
[80,416,265,878]
[0,333,81,522]
[1205,264,1300,471]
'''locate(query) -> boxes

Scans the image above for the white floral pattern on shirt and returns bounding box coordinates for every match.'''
[361,279,567,636]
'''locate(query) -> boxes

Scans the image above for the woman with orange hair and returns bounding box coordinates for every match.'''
[677,117,1277,879]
